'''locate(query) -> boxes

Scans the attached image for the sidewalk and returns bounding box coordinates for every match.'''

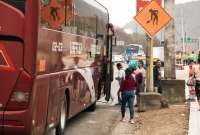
[111,112,141,135]
[188,101,200,135]
[182,66,200,135]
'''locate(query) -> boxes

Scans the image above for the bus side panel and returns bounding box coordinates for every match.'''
[31,78,50,135]
[24,0,39,75]
[36,26,104,127]
[46,75,64,130]
[71,71,92,115]
[36,29,103,74]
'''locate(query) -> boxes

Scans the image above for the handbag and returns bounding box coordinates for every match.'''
[186,76,196,86]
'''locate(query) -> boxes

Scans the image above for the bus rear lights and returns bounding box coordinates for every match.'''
[6,70,32,111]
[10,91,29,103]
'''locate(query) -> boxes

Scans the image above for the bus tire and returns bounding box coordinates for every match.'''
[86,102,96,112]
[56,97,67,135]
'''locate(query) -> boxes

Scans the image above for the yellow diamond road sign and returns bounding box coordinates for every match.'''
[134,0,172,37]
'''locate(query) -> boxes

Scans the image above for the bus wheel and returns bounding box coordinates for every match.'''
[56,97,67,135]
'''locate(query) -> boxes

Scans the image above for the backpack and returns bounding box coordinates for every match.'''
[136,72,143,84]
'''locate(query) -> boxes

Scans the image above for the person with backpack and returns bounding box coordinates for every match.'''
[119,68,137,124]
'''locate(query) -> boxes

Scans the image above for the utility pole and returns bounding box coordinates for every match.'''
[146,34,154,92]
[164,0,176,79]
[181,7,185,53]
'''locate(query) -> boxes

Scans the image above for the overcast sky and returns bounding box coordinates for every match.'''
[97,0,199,27]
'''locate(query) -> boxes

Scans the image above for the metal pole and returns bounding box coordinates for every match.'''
[181,7,185,53]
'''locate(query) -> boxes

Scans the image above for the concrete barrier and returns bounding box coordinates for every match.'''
[138,92,161,112]
[161,79,185,104]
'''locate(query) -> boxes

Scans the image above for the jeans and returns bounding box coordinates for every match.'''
[154,80,162,94]
[121,90,135,119]
[136,82,144,96]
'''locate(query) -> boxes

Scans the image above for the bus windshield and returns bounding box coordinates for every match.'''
[126,46,140,54]
[1,0,25,13]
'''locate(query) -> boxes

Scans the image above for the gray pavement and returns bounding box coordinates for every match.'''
[189,101,200,135]
[64,102,119,135]
[48,102,120,135]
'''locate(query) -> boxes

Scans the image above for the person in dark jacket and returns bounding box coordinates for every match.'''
[153,60,162,93]
[119,68,137,124]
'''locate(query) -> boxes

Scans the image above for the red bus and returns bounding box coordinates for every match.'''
[0,0,114,135]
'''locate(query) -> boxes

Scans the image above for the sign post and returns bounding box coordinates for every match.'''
[149,37,154,91]
[134,0,172,92]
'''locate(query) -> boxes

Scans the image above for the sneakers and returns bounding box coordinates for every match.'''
[110,102,116,106]
[120,118,126,122]
[121,118,135,124]
[129,119,134,124]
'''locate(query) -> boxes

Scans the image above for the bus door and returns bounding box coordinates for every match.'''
[0,1,26,134]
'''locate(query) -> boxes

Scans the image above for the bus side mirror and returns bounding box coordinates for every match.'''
[106,23,115,36]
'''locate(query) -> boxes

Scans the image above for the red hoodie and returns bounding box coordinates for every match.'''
[119,75,137,92]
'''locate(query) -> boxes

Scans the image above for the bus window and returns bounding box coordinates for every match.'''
[63,0,97,38]
[40,0,66,31]
[66,0,73,21]
[1,0,25,13]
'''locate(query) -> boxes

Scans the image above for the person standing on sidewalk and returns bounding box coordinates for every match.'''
[188,60,196,101]
[135,60,146,106]
[190,61,200,111]
[114,63,125,105]
[153,60,162,93]
[119,68,137,124]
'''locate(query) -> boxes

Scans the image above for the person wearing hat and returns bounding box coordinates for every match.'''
[119,67,137,124]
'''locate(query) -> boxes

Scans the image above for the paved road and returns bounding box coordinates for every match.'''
[48,63,125,135]
[64,102,120,135]
[48,102,120,135]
